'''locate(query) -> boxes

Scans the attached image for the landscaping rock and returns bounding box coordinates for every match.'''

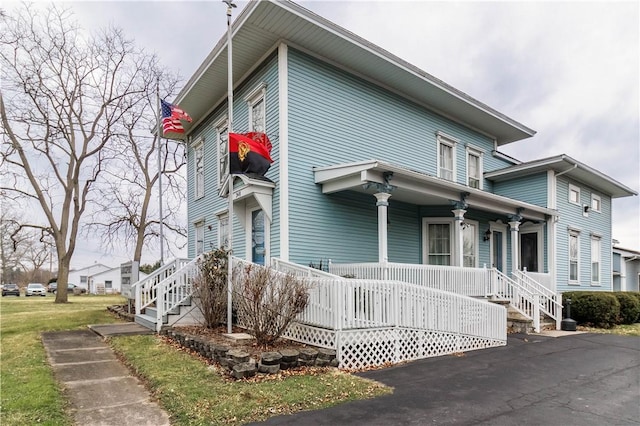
[228,349,250,364]
[298,347,318,361]
[258,363,280,374]
[316,348,336,360]
[232,362,257,379]
[279,348,299,362]
[260,352,282,366]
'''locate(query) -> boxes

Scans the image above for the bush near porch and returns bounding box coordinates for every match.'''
[563,291,640,328]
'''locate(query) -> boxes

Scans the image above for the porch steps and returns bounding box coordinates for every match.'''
[134,297,193,331]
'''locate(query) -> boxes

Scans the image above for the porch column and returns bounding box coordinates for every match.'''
[508,218,521,276]
[374,192,392,264]
[451,208,466,267]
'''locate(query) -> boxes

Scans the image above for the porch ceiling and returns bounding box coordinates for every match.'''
[313,160,557,221]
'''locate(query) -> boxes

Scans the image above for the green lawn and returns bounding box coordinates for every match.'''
[0,294,126,426]
[0,294,391,426]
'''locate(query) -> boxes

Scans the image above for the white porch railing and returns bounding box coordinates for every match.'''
[132,257,197,332]
[270,258,337,278]
[512,269,562,329]
[268,259,506,369]
[524,270,556,293]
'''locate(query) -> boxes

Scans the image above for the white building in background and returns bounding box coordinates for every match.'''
[68,263,148,294]
[613,246,640,292]
[68,264,111,290]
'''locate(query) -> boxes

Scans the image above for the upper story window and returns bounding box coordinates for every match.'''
[591,194,601,212]
[194,139,204,199]
[245,83,267,133]
[466,146,483,189]
[568,184,580,205]
[436,132,458,182]
[216,119,228,188]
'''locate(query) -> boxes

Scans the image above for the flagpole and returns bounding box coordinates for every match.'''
[156,78,165,266]
[224,0,236,334]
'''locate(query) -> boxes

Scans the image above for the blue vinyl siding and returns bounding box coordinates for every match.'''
[555,176,612,292]
[187,55,280,259]
[493,173,548,207]
[286,49,503,263]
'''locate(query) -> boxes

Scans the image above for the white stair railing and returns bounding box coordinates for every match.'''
[133,258,190,315]
[154,257,201,332]
[490,269,541,332]
[512,269,562,329]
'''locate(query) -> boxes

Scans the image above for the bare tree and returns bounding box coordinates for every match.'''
[0,4,156,302]
[86,66,187,263]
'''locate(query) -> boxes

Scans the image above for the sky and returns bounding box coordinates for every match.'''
[6,0,639,268]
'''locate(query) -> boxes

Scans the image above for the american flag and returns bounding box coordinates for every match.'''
[161,99,192,136]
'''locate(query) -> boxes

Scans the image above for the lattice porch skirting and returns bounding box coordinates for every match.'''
[283,323,506,370]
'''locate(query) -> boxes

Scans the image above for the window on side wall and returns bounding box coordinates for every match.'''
[216,119,229,189]
[436,132,457,182]
[246,83,267,133]
[425,221,452,266]
[194,140,205,199]
[466,146,483,189]
[568,184,580,205]
[591,194,601,213]
[569,230,580,283]
[462,222,478,267]
[195,221,205,255]
[218,213,229,249]
[591,237,601,285]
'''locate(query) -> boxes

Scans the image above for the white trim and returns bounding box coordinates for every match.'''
[489,221,508,272]
[465,146,483,190]
[547,170,556,279]
[193,139,205,200]
[568,230,580,284]
[462,219,479,267]
[519,222,544,273]
[435,130,460,143]
[436,133,457,182]
[421,218,454,265]
[246,82,267,132]
[246,204,270,265]
[568,183,581,206]
[591,193,602,213]
[215,117,229,190]
[195,221,205,256]
[278,43,290,261]
[590,235,601,286]
[192,216,205,225]
[217,212,229,249]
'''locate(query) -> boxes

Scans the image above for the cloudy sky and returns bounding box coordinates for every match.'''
[9,0,639,268]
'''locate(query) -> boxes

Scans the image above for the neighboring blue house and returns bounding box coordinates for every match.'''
[612,245,640,292]
[134,1,637,359]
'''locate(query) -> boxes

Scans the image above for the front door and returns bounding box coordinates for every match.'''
[492,230,504,272]
[251,209,266,265]
[520,232,539,272]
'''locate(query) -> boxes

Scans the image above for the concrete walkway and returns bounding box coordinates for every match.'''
[42,326,170,426]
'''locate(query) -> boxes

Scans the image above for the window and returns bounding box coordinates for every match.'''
[105,280,112,289]
[218,213,229,249]
[80,276,87,284]
[194,140,204,199]
[436,132,457,182]
[462,223,478,267]
[466,147,483,189]
[569,184,580,205]
[591,237,601,285]
[569,231,580,283]
[424,221,452,265]
[217,120,228,188]
[246,83,267,133]
[195,221,205,255]
[591,194,601,212]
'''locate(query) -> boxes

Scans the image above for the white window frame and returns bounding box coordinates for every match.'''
[568,184,581,206]
[217,212,229,249]
[215,117,229,190]
[194,220,205,256]
[591,236,601,286]
[466,146,483,190]
[245,204,270,264]
[462,220,479,268]
[194,139,205,200]
[436,132,458,182]
[422,218,454,266]
[568,229,580,284]
[245,83,267,133]
[591,194,601,213]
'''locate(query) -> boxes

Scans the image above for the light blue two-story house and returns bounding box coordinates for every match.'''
[134,0,637,368]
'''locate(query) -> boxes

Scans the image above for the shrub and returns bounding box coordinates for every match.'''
[562,291,620,328]
[613,292,640,324]
[193,248,229,329]
[233,263,309,347]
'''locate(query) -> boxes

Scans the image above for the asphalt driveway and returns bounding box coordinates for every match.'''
[253,333,640,425]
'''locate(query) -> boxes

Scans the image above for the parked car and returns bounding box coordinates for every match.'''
[2,284,20,297]
[49,282,87,295]
[26,283,47,297]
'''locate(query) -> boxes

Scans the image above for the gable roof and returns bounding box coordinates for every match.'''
[175,0,535,145]
[484,154,638,198]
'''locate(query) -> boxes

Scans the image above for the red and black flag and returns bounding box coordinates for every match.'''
[229,132,273,176]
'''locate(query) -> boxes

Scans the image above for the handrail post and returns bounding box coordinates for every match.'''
[533,293,540,333]
[156,279,164,333]
[135,282,141,315]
